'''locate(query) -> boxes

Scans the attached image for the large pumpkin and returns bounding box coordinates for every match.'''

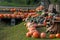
[40,32,46,38]
[32,31,40,38]
[49,34,55,39]
[56,33,60,38]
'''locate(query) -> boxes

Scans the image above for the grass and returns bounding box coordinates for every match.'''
[0,1,36,7]
[0,22,60,40]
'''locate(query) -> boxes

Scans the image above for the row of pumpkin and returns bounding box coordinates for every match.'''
[0,5,44,12]
[0,11,39,19]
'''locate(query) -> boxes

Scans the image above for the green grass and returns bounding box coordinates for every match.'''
[0,1,35,7]
[0,22,60,40]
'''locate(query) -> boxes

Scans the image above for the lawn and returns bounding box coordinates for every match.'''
[0,22,60,40]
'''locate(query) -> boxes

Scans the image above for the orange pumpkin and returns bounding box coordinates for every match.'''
[7,14,11,18]
[49,34,55,39]
[10,8,16,12]
[16,15,20,18]
[56,33,60,38]
[11,14,16,18]
[14,12,18,15]
[3,14,7,18]
[20,14,24,19]
[40,32,46,38]
[26,32,32,37]
[0,14,4,18]
[32,31,40,38]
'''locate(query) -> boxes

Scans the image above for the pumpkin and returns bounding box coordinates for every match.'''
[49,34,55,39]
[10,8,16,12]
[26,32,32,37]
[20,14,24,19]
[7,14,11,18]
[14,12,18,15]
[56,33,60,38]
[0,14,4,18]
[3,14,7,18]
[32,31,40,38]
[40,32,46,38]
[16,15,20,18]
[29,30,37,35]
[11,14,16,18]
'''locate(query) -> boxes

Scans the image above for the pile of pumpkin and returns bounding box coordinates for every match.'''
[25,22,60,39]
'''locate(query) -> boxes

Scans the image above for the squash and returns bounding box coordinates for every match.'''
[49,34,55,39]
[40,32,46,38]
[32,31,40,38]
[0,14,4,18]
[56,33,60,38]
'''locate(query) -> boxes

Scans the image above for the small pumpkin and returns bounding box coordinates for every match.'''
[11,14,16,18]
[26,32,32,37]
[3,14,7,18]
[56,33,60,38]
[40,32,46,38]
[49,34,55,39]
[32,31,40,38]
[0,14,4,18]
